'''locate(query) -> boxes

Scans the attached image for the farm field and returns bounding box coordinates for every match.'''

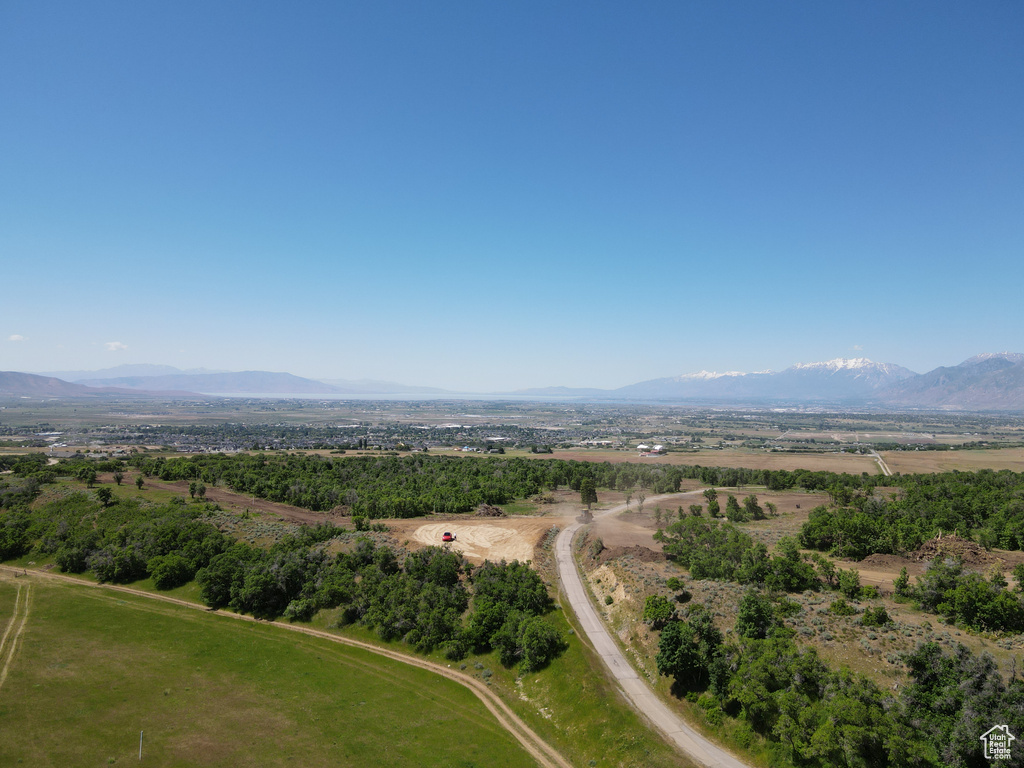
[0,575,540,768]
[517,447,880,474]
[880,447,1024,474]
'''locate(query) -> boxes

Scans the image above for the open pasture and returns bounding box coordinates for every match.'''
[0,576,538,768]
[880,447,1024,474]
[525,447,880,474]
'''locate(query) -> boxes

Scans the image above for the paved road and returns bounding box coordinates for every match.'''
[555,493,751,768]
[870,450,893,476]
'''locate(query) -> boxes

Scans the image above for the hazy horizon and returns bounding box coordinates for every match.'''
[3,3,1022,390]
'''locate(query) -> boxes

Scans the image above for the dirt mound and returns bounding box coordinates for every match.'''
[910,534,1002,568]
[475,504,506,517]
[859,553,925,576]
[599,545,664,564]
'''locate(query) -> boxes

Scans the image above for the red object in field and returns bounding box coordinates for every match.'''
[441,531,455,542]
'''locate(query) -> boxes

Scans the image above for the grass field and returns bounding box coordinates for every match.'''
[880,447,1024,474]
[508,447,881,474]
[0,577,539,768]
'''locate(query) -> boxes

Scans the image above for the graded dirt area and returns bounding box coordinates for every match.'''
[393,518,569,564]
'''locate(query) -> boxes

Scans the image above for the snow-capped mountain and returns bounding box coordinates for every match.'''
[615,358,917,402]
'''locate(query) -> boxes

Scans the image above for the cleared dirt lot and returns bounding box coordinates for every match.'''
[390,518,570,564]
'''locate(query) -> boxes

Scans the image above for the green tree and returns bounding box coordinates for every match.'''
[735,589,775,639]
[95,487,113,507]
[580,478,597,510]
[893,566,911,597]
[135,476,144,490]
[656,620,703,688]
[725,494,745,522]
[743,495,765,520]
[836,568,861,599]
[112,471,124,486]
[643,594,675,630]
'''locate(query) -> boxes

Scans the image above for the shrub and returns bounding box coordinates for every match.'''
[829,598,857,616]
[862,606,892,627]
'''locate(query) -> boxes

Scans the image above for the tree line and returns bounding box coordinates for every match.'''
[0,487,566,672]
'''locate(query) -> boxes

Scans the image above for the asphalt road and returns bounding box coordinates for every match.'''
[554,493,751,768]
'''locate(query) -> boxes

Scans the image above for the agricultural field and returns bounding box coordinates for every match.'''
[0,575,538,768]
[880,446,1024,474]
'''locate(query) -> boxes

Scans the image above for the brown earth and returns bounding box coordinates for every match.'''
[598,545,664,565]
[530,449,878,474]
[880,447,1024,474]
[391,518,569,564]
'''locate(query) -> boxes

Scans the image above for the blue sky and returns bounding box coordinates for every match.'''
[2,2,1022,390]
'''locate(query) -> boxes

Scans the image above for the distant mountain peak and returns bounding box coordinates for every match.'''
[961,352,1024,366]
[790,357,876,372]
[674,370,748,381]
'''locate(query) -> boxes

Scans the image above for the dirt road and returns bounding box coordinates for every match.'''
[555,493,751,768]
[0,566,570,768]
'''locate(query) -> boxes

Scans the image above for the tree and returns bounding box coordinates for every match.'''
[95,487,113,507]
[893,566,912,597]
[656,620,703,688]
[689,504,703,517]
[189,481,198,499]
[743,495,765,520]
[636,490,647,515]
[136,476,144,490]
[197,482,207,501]
[725,494,745,522]
[643,595,675,630]
[580,478,597,510]
[113,471,124,486]
[701,488,721,517]
[836,568,861,599]
[735,589,775,639]
[656,605,722,691]
[623,489,633,509]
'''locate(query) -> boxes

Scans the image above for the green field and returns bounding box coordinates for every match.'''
[0,578,538,768]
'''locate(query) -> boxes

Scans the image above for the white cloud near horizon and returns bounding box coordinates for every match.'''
[8,334,24,342]
[104,341,128,352]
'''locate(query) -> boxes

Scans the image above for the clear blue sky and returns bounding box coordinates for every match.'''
[2,2,1022,390]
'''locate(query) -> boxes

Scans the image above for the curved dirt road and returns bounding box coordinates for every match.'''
[555,493,751,768]
[0,566,570,768]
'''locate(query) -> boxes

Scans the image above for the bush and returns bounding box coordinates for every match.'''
[829,598,857,616]
[862,606,891,626]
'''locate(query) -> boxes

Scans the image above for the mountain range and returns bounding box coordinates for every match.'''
[4,353,1024,410]
[518,354,1024,410]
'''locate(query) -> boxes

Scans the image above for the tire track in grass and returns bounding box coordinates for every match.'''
[0,582,31,693]
[0,567,570,768]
